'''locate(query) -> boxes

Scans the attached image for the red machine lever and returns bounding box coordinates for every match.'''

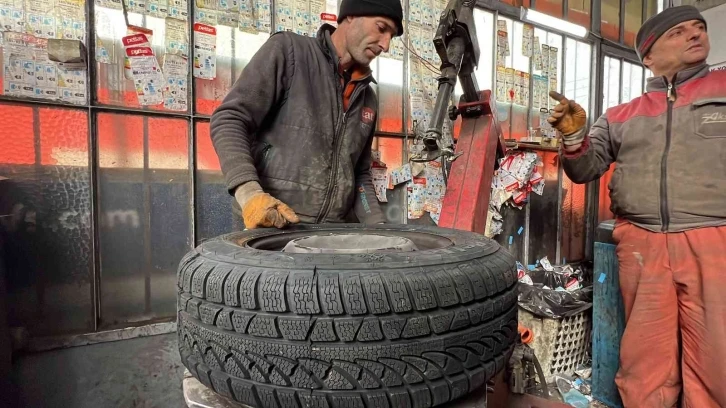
[439,90,505,233]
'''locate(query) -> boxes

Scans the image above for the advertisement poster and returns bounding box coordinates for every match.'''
[193,23,216,79]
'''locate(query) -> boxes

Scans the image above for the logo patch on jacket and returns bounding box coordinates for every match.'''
[360,107,375,134]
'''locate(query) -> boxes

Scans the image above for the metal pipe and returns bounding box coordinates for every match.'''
[424,36,465,150]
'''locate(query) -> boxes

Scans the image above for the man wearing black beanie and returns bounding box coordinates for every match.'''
[546,5,726,407]
[210,0,403,229]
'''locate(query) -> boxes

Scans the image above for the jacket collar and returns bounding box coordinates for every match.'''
[646,62,710,92]
[317,24,376,84]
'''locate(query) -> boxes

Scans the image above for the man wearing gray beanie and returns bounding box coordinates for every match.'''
[547,5,726,407]
[211,0,403,229]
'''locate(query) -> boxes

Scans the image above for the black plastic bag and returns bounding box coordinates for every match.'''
[517,266,593,319]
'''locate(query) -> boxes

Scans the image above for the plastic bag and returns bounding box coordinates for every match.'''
[517,264,593,319]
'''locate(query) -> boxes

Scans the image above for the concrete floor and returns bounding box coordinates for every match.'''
[6,332,600,408]
[8,333,185,408]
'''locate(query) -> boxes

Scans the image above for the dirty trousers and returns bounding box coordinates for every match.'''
[613,222,726,408]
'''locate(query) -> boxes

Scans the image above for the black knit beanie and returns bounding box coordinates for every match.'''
[338,0,404,37]
[636,5,707,62]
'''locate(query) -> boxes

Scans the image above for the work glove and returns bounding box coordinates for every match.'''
[235,183,299,229]
[548,91,587,147]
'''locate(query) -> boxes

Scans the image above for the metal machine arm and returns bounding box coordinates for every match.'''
[413,0,481,162]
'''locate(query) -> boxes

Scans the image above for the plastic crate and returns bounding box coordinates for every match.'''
[518,308,592,384]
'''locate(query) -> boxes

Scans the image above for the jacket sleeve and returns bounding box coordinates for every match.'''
[210,33,293,194]
[560,113,616,184]
[353,121,386,224]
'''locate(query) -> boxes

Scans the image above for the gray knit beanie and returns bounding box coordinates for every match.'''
[636,5,707,62]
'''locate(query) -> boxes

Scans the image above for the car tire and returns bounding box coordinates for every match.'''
[177,224,518,408]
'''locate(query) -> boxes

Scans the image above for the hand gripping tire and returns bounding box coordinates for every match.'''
[177,224,518,408]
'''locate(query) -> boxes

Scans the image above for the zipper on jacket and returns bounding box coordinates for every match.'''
[660,80,676,232]
[316,85,366,222]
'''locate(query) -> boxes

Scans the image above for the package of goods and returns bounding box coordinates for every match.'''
[293,0,310,36]
[486,150,545,236]
[389,163,412,186]
[165,17,189,57]
[168,0,188,20]
[218,0,240,27]
[522,24,534,57]
[255,0,271,33]
[275,0,293,32]
[161,54,188,111]
[192,23,216,79]
[407,177,426,219]
[0,0,25,33]
[123,33,165,105]
[485,207,504,238]
[533,36,542,70]
[424,161,446,224]
[239,0,257,33]
[147,0,169,18]
[370,156,388,203]
[194,0,218,25]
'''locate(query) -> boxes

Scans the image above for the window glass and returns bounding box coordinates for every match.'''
[377,57,404,133]
[601,0,621,42]
[535,0,564,18]
[195,29,269,115]
[624,0,643,47]
[622,61,644,103]
[568,0,591,29]
[603,56,621,111]
[565,39,592,117]
[97,112,191,329]
[645,0,660,20]
[473,9,495,93]
[0,104,94,336]
[195,121,244,242]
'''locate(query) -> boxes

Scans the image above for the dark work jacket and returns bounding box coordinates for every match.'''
[210,24,385,224]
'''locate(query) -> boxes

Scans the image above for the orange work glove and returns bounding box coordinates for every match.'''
[548,91,587,146]
[242,192,300,229]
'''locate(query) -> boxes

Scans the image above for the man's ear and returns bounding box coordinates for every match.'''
[642,53,653,70]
